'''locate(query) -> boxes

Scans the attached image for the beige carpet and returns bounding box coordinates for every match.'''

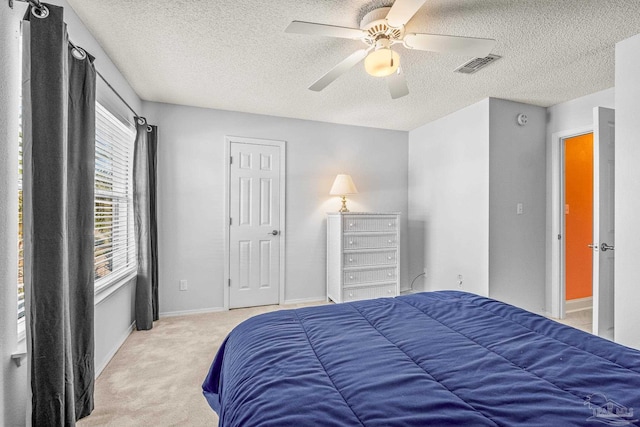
[78,302,326,427]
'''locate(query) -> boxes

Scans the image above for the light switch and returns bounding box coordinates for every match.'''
[179,279,188,291]
[516,203,524,215]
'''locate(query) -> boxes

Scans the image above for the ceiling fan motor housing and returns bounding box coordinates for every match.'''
[360,7,404,45]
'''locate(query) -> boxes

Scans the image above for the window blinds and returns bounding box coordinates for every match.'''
[18,106,25,322]
[94,102,136,289]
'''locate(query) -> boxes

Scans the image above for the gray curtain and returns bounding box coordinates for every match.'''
[134,119,159,330]
[22,3,95,425]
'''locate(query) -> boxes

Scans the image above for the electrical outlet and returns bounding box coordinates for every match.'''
[517,203,524,215]
[179,279,188,291]
[457,274,463,288]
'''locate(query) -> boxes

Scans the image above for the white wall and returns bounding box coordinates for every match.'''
[408,98,547,311]
[488,99,546,313]
[142,101,409,314]
[0,2,142,424]
[543,88,615,313]
[615,33,640,350]
[94,279,136,377]
[408,99,491,296]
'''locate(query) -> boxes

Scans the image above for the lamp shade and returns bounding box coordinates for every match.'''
[330,174,358,196]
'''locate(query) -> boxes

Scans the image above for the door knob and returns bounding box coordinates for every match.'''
[269,230,279,236]
[600,243,614,251]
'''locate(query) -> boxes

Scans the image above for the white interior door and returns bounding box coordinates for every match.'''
[592,107,615,339]
[229,141,281,309]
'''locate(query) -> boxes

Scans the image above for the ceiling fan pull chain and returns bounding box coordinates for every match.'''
[390,47,394,67]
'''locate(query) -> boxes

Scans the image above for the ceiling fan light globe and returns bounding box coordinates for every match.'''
[364,48,400,77]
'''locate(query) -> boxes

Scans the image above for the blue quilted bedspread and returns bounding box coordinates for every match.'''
[203,291,640,426]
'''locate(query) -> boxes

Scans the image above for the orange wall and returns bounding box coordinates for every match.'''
[564,133,593,300]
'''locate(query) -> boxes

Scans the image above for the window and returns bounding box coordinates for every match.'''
[94,102,136,290]
[17,98,25,329]
[17,33,25,335]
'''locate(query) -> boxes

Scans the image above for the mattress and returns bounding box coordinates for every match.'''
[203,291,640,426]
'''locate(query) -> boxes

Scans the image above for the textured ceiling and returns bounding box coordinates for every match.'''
[65,0,640,131]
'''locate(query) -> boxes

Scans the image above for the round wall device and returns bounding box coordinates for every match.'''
[517,113,528,126]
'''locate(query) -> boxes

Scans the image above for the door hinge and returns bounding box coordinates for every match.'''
[558,234,562,240]
[228,278,231,287]
[230,156,233,164]
[229,217,232,225]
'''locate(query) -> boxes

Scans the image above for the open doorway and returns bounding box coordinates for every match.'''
[563,133,593,330]
[551,107,615,339]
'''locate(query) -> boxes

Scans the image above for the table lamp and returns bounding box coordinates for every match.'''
[330,174,358,212]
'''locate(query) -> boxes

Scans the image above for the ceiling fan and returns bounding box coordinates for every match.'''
[285,0,497,99]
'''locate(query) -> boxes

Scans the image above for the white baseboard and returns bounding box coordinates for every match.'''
[96,321,135,379]
[283,296,326,305]
[566,296,593,313]
[159,306,227,318]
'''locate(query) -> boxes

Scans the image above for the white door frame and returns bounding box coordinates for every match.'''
[223,136,286,310]
[550,125,592,319]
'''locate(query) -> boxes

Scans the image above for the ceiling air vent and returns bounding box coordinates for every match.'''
[454,54,501,74]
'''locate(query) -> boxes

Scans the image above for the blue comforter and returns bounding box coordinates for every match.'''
[203,291,640,426]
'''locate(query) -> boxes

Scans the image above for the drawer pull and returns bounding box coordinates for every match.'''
[349,241,354,245]
[387,273,392,277]
[349,275,354,280]
[388,289,392,293]
[387,240,392,243]
[349,223,353,227]
[387,256,392,260]
[349,258,353,262]
[388,222,393,226]
[349,293,354,297]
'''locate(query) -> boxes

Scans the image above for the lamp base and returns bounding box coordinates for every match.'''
[338,196,349,212]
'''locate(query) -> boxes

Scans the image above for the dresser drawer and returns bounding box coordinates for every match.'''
[344,234,397,249]
[343,250,397,267]
[344,267,397,285]
[343,216,398,232]
[343,284,397,302]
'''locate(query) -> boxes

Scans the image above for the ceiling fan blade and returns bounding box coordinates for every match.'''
[285,21,366,39]
[309,49,369,92]
[404,33,496,57]
[385,0,427,28]
[387,68,409,99]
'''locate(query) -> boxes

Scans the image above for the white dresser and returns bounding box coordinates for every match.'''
[327,212,400,303]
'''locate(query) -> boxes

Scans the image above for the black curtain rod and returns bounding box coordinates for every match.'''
[96,70,141,120]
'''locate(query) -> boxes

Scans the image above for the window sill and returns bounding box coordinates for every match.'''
[12,339,26,367]
[95,269,137,305]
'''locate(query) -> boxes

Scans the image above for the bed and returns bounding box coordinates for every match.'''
[203,291,640,426]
